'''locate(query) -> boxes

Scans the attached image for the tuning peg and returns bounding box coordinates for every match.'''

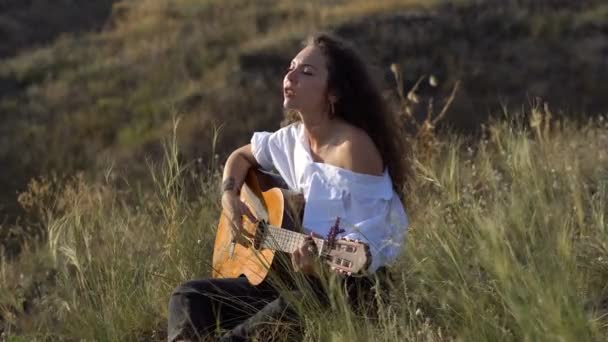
[347,271,352,276]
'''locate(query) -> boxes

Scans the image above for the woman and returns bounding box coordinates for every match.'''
[168,33,411,341]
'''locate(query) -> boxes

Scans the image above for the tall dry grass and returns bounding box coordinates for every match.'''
[1,110,607,340]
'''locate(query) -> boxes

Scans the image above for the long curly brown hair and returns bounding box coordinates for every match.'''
[284,33,413,200]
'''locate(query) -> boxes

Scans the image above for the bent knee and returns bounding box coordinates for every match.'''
[172,279,214,296]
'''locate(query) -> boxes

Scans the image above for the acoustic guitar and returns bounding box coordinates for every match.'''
[212,168,371,285]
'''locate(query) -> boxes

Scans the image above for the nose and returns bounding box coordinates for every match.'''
[284,68,297,84]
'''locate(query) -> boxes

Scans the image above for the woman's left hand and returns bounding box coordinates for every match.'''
[291,233,319,275]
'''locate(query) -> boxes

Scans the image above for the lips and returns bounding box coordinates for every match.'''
[283,86,296,97]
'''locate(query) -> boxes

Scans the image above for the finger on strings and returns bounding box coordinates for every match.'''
[306,235,316,249]
[230,214,254,240]
[228,219,252,246]
[292,250,301,269]
[242,204,257,223]
[227,217,241,237]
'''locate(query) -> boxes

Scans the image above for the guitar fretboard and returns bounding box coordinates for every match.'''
[259,224,325,254]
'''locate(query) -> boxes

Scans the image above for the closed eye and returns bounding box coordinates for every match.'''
[285,64,313,76]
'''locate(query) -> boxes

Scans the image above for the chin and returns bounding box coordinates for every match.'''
[283,100,298,111]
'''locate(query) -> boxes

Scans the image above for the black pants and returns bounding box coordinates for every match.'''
[167,270,389,341]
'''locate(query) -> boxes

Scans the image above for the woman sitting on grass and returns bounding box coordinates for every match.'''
[168,33,411,341]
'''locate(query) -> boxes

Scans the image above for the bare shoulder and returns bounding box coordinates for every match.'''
[336,123,383,176]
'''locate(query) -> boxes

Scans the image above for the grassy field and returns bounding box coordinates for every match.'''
[2,0,608,340]
[2,0,607,222]
[1,111,607,340]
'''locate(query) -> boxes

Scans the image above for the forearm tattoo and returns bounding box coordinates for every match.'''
[222,177,236,192]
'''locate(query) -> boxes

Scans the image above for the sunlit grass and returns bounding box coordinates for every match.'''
[2,0,608,340]
[1,115,607,340]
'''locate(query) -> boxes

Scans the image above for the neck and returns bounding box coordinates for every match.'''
[298,110,338,151]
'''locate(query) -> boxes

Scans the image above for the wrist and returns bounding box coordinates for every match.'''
[222,190,239,199]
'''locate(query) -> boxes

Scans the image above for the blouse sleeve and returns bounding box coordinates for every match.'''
[248,123,300,191]
[250,131,275,171]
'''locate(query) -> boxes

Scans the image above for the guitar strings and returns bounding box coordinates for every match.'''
[259,222,328,255]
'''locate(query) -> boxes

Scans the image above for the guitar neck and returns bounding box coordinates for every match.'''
[259,224,325,254]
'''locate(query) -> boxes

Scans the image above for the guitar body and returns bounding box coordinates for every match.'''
[212,168,371,285]
[212,169,294,285]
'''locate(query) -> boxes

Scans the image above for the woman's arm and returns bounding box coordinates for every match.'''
[221,144,260,195]
[221,144,260,239]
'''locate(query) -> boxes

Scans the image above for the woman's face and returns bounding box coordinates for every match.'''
[283,45,330,116]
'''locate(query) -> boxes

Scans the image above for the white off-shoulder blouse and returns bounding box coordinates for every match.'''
[250,122,408,273]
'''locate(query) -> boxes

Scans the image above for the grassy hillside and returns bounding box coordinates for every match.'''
[1,0,607,225]
[0,0,436,222]
[1,1,608,337]
[1,115,607,340]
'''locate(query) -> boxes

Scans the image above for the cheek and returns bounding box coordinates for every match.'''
[302,79,327,101]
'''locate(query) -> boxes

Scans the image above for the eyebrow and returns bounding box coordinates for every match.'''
[290,61,318,70]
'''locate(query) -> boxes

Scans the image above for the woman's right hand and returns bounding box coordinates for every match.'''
[221,192,257,243]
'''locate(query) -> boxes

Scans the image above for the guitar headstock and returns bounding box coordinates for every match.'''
[324,239,371,276]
